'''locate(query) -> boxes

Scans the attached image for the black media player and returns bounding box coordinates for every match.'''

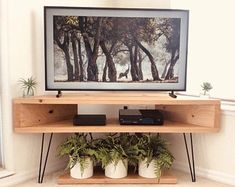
[119,109,164,125]
[73,114,106,126]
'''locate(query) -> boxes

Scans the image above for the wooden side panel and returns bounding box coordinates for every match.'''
[13,103,77,128]
[13,103,22,128]
[213,103,221,130]
[156,104,220,128]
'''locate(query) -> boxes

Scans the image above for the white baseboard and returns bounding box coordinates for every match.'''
[0,160,65,187]
[173,161,235,186]
[0,170,15,179]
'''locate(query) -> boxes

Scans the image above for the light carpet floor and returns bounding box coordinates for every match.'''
[16,170,233,187]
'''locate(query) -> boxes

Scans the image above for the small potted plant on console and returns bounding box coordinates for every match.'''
[18,76,37,97]
[201,82,213,98]
[58,133,97,179]
[136,134,174,180]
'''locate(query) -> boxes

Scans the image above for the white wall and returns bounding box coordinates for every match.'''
[165,112,235,185]
[0,0,170,185]
[171,0,235,99]
[168,0,235,185]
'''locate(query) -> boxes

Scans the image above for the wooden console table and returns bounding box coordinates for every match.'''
[13,93,220,184]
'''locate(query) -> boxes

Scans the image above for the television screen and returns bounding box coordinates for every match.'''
[44,7,189,91]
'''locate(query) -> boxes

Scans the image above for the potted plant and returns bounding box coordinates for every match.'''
[58,133,98,179]
[201,82,213,97]
[136,134,174,180]
[18,76,37,97]
[96,134,130,178]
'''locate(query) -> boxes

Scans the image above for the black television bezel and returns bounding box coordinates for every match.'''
[44,6,189,91]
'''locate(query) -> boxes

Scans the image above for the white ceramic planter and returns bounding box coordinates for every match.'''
[138,158,156,178]
[105,159,128,178]
[70,157,93,179]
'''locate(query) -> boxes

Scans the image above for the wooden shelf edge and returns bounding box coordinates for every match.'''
[57,172,177,184]
[14,122,219,133]
[14,127,218,133]
[13,93,221,105]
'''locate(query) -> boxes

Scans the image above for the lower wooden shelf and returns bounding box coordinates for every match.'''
[58,169,177,184]
[14,119,218,133]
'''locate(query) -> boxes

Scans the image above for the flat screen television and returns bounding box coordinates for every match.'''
[44,7,189,91]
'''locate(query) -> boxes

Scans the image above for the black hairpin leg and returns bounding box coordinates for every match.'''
[38,133,53,183]
[183,133,196,182]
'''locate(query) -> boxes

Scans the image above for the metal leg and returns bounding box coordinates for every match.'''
[38,133,53,183]
[183,133,196,182]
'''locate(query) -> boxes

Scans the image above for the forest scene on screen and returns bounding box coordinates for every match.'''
[53,16,180,83]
